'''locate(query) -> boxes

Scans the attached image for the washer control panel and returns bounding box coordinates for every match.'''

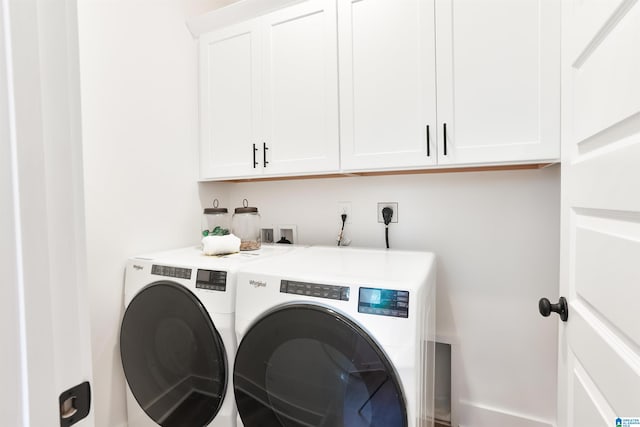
[358,287,409,318]
[151,264,192,280]
[196,269,227,292]
[280,280,350,301]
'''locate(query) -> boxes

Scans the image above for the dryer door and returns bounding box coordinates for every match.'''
[234,304,407,427]
[120,282,227,427]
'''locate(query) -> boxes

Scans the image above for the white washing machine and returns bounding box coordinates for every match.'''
[233,246,436,427]
[120,245,296,427]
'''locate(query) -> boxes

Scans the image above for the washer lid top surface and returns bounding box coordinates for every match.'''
[120,281,227,427]
[237,246,435,289]
[132,245,300,271]
[234,304,407,427]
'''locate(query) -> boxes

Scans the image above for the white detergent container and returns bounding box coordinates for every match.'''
[120,245,298,427]
[233,246,437,427]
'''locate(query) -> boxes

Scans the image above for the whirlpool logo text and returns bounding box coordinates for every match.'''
[249,279,267,288]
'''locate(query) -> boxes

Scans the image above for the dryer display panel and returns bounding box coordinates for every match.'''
[196,269,227,291]
[358,287,409,318]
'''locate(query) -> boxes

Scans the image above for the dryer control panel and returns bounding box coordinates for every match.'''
[196,269,227,292]
[151,264,192,280]
[358,287,409,318]
[280,280,350,301]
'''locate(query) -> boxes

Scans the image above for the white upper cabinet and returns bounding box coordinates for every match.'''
[338,0,438,171]
[200,21,261,179]
[199,0,339,180]
[198,0,560,179]
[338,0,560,172]
[260,0,340,176]
[435,0,560,165]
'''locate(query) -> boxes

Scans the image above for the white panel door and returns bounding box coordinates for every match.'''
[435,0,560,166]
[199,20,262,179]
[1,0,94,425]
[261,0,339,176]
[557,0,640,425]
[338,0,437,172]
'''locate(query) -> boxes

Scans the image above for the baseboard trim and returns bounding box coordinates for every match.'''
[457,400,555,427]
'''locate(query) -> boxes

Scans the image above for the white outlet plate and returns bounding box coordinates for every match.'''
[377,202,398,223]
[337,201,352,224]
[277,225,297,244]
[261,228,275,243]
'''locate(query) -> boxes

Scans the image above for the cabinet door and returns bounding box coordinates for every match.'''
[338,0,437,172]
[199,21,262,179]
[435,0,560,165]
[260,0,340,176]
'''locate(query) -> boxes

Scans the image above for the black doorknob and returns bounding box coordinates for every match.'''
[538,297,568,322]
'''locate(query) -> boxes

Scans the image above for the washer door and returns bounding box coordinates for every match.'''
[234,304,407,427]
[120,282,227,427]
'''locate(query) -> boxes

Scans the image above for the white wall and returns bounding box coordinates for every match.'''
[77,1,219,425]
[201,166,561,427]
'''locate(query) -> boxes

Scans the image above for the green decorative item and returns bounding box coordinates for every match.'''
[203,227,230,237]
[210,226,230,236]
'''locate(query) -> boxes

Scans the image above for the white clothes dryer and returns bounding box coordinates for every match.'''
[120,245,296,427]
[233,246,436,427]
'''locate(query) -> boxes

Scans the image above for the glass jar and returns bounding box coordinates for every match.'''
[232,199,261,250]
[202,199,230,237]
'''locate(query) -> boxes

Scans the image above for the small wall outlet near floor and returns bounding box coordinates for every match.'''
[377,202,398,223]
[277,225,297,244]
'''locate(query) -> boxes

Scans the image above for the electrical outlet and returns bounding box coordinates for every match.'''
[261,228,274,243]
[277,225,297,244]
[377,202,398,223]
[337,201,352,224]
